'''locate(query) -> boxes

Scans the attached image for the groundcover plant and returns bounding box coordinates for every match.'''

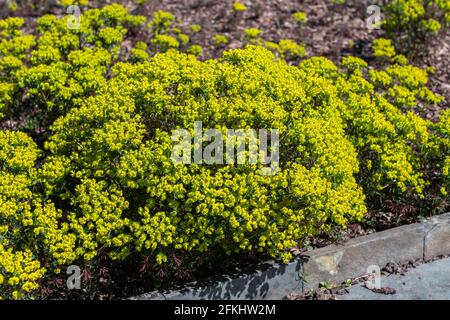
[0,1,448,299]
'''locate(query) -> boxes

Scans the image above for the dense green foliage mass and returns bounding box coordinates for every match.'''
[383,0,450,53]
[0,4,448,299]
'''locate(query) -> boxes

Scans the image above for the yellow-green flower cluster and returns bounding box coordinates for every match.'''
[263,39,306,60]
[213,34,229,46]
[370,39,443,109]
[0,131,68,299]
[58,0,89,6]
[232,2,248,12]
[292,12,308,24]
[148,10,175,34]
[432,110,450,196]
[372,38,396,59]
[302,52,445,198]
[0,246,46,300]
[151,34,180,52]
[245,28,262,41]
[147,10,196,53]
[0,17,35,118]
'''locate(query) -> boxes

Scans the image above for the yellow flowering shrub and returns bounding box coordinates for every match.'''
[0,4,448,299]
[40,47,366,269]
[432,110,450,196]
[0,246,46,300]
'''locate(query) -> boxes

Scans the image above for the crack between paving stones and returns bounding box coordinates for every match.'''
[423,223,438,261]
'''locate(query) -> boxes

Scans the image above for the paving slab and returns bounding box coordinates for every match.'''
[424,214,450,260]
[301,222,426,290]
[340,257,450,300]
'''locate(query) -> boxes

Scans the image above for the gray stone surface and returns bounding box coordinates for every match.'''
[340,257,450,300]
[302,222,426,290]
[424,213,450,260]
